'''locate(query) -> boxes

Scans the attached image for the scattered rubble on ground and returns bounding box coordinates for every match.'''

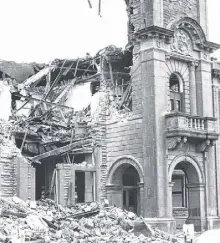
[0,197,180,243]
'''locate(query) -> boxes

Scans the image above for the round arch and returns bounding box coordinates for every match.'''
[168,17,206,43]
[168,154,204,184]
[169,72,184,93]
[106,156,144,186]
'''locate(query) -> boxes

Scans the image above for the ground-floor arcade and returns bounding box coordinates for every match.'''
[168,155,206,231]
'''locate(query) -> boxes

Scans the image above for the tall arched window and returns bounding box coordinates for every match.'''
[169,73,183,112]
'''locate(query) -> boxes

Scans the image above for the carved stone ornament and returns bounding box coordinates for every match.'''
[167,136,187,150]
[199,140,213,152]
[171,29,193,56]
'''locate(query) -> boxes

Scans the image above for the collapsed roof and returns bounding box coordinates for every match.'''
[0,45,133,162]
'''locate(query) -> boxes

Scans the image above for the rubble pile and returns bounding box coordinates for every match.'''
[0,197,180,243]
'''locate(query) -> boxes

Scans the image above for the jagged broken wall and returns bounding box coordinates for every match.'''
[0,122,35,200]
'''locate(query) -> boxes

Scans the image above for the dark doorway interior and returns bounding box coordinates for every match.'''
[75,172,85,203]
[122,165,138,213]
[35,163,46,200]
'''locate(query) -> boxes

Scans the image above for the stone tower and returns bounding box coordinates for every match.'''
[124,0,220,232]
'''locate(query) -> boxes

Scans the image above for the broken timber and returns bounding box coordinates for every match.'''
[31,138,93,162]
[15,94,74,111]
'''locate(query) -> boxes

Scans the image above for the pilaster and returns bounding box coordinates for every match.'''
[198,0,208,37]
[140,45,169,218]
[189,62,197,115]
[195,60,213,117]
[186,183,206,231]
[168,182,175,218]
[205,146,218,217]
[141,0,163,27]
[212,85,220,216]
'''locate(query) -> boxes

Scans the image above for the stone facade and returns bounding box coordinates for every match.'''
[104,0,220,234]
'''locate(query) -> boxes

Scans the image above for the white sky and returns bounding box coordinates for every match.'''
[0,0,219,63]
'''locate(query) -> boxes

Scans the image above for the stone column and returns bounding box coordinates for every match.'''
[186,183,206,231]
[189,62,197,115]
[138,182,145,216]
[168,182,175,218]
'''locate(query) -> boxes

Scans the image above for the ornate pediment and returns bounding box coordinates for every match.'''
[169,17,220,53]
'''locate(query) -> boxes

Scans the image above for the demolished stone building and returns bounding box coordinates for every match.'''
[2,0,220,235]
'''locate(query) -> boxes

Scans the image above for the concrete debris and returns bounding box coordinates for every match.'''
[0,197,180,243]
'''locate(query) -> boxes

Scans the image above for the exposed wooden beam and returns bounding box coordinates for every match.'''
[15,94,74,111]
[22,66,54,88]
[31,138,92,162]
[108,62,114,86]
[20,130,28,153]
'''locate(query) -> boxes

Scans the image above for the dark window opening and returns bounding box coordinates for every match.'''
[170,73,180,92]
[172,174,187,208]
[74,154,86,164]
[91,81,100,95]
[169,73,182,112]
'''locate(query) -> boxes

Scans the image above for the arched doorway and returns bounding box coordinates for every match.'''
[168,155,205,231]
[106,157,144,216]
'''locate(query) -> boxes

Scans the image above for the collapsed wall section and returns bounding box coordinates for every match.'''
[0,121,35,200]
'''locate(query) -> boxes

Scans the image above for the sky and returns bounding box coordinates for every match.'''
[0,0,219,63]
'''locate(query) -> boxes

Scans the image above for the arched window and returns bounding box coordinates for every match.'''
[169,73,183,112]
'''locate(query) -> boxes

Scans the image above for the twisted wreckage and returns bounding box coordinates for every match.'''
[0,45,133,206]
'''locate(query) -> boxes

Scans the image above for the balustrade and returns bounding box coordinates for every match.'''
[165,113,218,140]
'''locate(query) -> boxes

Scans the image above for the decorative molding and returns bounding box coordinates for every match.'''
[188,61,199,67]
[171,29,193,56]
[135,26,174,44]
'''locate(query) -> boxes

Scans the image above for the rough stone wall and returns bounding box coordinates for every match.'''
[131,49,142,116]
[106,116,143,167]
[89,89,109,200]
[163,0,198,27]
[0,140,18,197]
[129,0,142,31]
